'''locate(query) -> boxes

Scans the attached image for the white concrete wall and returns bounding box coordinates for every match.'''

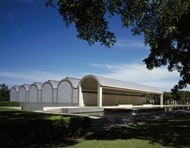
[10,88,17,102]
[42,84,53,103]
[58,81,72,103]
[19,87,27,102]
[29,85,38,102]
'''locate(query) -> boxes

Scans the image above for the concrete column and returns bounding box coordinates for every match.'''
[78,85,84,107]
[160,93,163,106]
[97,85,102,107]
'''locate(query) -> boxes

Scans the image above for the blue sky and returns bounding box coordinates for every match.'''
[0,0,189,91]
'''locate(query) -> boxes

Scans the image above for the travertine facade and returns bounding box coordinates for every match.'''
[10,75,163,110]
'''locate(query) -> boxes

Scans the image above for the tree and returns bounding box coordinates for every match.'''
[0,84,10,101]
[163,91,190,105]
[46,0,190,91]
[146,94,160,104]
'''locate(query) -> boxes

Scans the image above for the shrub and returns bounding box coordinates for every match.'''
[68,116,91,137]
[0,110,91,147]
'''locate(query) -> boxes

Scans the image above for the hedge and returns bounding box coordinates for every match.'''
[0,110,91,148]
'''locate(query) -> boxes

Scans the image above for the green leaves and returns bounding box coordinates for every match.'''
[0,84,10,101]
[47,0,190,90]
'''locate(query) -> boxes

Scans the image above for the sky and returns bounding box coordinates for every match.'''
[0,0,189,92]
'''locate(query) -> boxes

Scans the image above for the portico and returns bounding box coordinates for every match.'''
[78,75,163,107]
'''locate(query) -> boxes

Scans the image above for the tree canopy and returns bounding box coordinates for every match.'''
[163,91,190,105]
[0,84,10,101]
[46,0,190,91]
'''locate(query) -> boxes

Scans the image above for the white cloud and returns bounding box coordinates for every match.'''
[90,63,189,91]
[90,63,114,70]
[115,39,148,49]
[0,70,62,81]
[0,70,67,87]
[1,65,189,91]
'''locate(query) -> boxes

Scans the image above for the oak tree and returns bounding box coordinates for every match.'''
[46,0,190,91]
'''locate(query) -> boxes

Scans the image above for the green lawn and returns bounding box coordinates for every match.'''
[65,139,170,148]
[64,110,190,148]
[1,108,190,148]
[0,107,19,111]
[0,101,20,107]
[0,107,70,120]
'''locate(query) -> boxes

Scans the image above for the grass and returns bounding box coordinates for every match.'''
[65,139,170,148]
[0,107,70,121]
[85,111,190,148]
[0,101,20,107]
[1,108,190,148]
[0,107,19,111]
[64,110,190,148]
